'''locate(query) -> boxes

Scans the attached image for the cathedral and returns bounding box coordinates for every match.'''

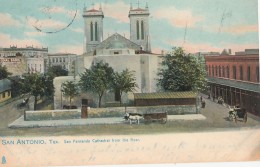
[82,3,151,53]
[54,3,163,108]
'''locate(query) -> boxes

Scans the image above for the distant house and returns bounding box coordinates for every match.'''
[0,79,12,103]
[134,91,197,106]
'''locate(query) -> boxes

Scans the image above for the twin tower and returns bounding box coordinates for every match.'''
[82,3,151,53]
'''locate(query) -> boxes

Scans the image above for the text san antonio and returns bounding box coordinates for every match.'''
[1,139,46,145]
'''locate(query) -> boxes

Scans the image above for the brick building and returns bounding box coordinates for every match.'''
[0,46,48,75]
[205,49,260,116]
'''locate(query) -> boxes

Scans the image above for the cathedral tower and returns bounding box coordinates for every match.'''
[129,3,151,52]
[83,5,104,53]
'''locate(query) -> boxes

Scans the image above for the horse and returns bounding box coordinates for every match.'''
[124,113,143,124]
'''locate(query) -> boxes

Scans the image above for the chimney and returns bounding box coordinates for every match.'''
[228,49,232,55]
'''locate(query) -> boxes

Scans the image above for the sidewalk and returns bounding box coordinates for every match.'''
[8,114,206,128]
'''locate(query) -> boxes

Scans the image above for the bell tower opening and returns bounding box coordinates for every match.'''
[129,3,151,52]
[83,4,104,53]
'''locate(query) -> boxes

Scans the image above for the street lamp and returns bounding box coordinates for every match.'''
[61,84,63,109]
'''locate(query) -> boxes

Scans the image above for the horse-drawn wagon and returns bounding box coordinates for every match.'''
[143,111,167,124]
[229,106,247,123]
[17,98,29,109]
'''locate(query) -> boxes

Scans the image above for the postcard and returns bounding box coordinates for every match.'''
[0,0,259,166]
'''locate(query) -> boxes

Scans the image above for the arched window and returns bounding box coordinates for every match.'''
[239,65,243,80]
[90,22,93,41]
[141,21,144,40]
[256,66,259,82]
[247,66,251,81]
[216,66,218,77]
[222,66,225,78]
[136,20,140,40]
[227,66,230,78]
[233,66,237,79]
[219,66,221,77]
[95,22,98,41]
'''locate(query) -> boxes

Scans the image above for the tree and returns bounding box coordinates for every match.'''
[80,61,114,108]
[9,76,23,97]
[0,64,12,79]
[20,73,50,110]
[111,69,138,105]
[61,81,79,108]
[46,65,68,79]
[157,47,207,92]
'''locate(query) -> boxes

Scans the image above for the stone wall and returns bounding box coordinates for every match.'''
[88,105,198,118]
[25,109,81,121]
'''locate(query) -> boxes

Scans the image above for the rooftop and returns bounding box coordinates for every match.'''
[48,53,77,56]
[0,79,11,93]
[2,46,48,52]
[134,91,197,100]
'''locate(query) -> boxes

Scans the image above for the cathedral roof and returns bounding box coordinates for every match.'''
[83,8,104,18]
[96,33,141,50]
[131,8,146,11]
[87,9,99,12]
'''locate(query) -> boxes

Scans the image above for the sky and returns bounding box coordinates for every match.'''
[0,0,259,54]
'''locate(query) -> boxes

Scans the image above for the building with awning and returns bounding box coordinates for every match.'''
[205,49,260,116]
[134,91,197,106]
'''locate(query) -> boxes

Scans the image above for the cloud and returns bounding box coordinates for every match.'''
[39,6,78,19]
[168,39,258,53]
[26,16,67,31]
[221,24,258,35]
[0,13,21,27]
[152,47,165,54]
[70,28,84,33]
[154,6,204,28]
[24,31,46,37]
[100,1,130,23]
[0,33,43,48]
[54,44,83,55]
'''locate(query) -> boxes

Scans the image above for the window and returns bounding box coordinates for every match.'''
[136,20,140,40]
[233,66,237,79]
[219,66,221,77]
[239,65,243,80]
[95,22,98,41]
[90,22,93,41]
[2,92,5,98]
[247,66,251,81]
[227,66,230,78]
[212,66,214,76]
[256,66,259,82]
[209,66,211,76]
[141,20,144,40]
[114,52,119,55]
[215,66,218,77]
[8,91,10,97]
[222,66,225,78]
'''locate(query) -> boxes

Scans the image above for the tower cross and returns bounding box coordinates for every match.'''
[137,0,140,8]
[91,0,94,9]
